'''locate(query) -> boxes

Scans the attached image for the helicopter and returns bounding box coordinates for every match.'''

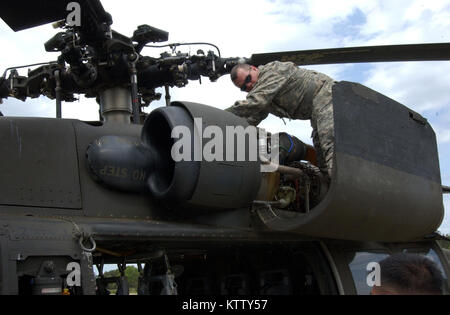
[0,0,449,297]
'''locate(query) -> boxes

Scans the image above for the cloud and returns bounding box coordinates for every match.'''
[354,1,450,45]
[1,97,53,118]
[363,62,450,112]
[436,127,450,145]
[0,21,55,73]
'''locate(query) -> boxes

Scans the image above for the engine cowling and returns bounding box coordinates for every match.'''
[141,102,262,211]
[255,82,444,242]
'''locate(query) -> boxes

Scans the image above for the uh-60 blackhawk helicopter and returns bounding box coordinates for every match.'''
[0,0,449,296]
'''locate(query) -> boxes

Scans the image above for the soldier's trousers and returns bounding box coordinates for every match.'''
[311,80,335,178]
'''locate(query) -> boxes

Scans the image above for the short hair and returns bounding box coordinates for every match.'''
[378,253,444,295]
[230,64,252,82]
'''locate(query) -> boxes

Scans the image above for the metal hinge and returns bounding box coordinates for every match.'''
[409,111,427,125]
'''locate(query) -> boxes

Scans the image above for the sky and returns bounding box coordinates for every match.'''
[0,0,449,234]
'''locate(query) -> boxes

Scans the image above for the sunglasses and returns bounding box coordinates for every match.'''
[240,73,252,92]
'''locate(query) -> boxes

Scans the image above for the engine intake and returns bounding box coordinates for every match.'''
[141,102,262,210]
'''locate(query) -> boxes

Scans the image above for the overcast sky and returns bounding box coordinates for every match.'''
[0,0,449,234]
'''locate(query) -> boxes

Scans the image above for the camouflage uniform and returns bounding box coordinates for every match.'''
[226,61,336,177]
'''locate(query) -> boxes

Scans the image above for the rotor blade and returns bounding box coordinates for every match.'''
[443,185,450,194]
[250,43,450,66]
[0,0,109,32]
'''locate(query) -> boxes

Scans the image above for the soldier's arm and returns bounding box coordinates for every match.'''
[225,70,289,126]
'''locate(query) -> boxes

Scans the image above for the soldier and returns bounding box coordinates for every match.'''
[226,61,336,178]
[371,253,444,295]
